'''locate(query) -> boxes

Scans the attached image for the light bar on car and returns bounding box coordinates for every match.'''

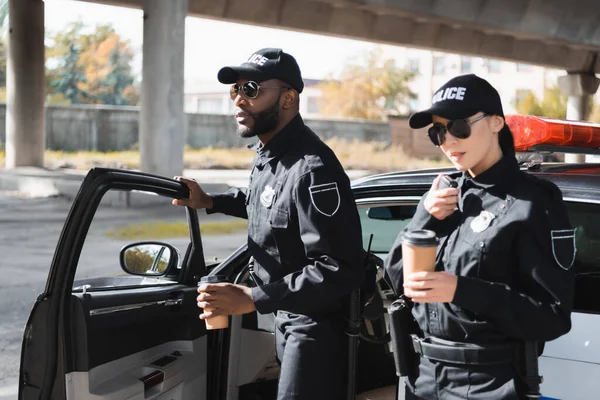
[505,115,600,152]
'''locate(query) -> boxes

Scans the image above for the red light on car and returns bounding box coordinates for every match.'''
[505,115,600,152]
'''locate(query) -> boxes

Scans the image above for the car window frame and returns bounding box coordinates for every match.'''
[355,193,600,315]
[356,197,421,257]
[561,197,600,314]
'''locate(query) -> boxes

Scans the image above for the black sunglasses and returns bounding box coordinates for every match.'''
[230,81,290,100]
[427,113,489,146]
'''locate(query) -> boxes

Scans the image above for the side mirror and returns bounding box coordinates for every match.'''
[366,205,417,221]
[119,242,179,276]
[367,207,393,220]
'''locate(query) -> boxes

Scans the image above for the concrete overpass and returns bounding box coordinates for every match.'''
[7,0,600,175]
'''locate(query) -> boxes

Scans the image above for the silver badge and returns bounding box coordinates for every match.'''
[470,210,495,233]
[260,185,275,208]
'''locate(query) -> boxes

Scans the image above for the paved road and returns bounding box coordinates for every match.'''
[0,191,245,398]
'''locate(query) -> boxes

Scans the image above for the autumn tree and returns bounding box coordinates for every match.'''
[101,49,135,105]
[125,247,168,274]
[318,47,416,121]
[46,22,139,105]
[515,86,568,119]
[590,104,600,123]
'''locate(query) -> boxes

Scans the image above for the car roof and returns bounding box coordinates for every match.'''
[352,162,600,202]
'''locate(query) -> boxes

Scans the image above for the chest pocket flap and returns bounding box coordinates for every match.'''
[270,207,289,229]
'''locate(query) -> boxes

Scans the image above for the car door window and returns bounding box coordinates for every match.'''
[74,190,189,290]
[358,200,600,314]
[358,204,417,259]
[567,202,600,313]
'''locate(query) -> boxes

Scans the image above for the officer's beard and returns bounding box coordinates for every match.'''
[237,98,280,138]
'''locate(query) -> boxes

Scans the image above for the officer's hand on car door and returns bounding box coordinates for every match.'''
[424,174,459,220]
[403,271,458,303]
[197,283,257,318]
[172,176,214,209]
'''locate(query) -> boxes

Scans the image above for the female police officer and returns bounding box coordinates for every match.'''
[385,74,576,399]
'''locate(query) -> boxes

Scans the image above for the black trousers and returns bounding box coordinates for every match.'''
[401,355,524,400]
[275,310,347,400]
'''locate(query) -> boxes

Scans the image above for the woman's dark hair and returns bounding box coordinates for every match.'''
[499,123,515,156]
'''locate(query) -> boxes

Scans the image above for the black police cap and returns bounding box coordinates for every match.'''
[409,74,505,129]
[217,48,304,94]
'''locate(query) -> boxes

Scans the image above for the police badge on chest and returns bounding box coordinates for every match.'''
[260,185,276,208]
[470,210,495,233]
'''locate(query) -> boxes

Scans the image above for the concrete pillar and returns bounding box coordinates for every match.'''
[557,72,600,163]
[5,0,45,168]
[140,0,187,177]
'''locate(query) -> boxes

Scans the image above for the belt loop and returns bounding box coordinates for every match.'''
[411,334,422,355]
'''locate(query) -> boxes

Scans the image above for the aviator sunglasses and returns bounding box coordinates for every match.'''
[230,81,290,100]
[427,113,489,146]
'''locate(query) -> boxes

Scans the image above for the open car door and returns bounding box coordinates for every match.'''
[19,168,209,400]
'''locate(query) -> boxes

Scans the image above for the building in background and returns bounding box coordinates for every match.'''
[405,50,563,115]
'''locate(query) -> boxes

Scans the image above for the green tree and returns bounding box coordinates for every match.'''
[516,86,567,119]
[101,48,135,105]
[516,85,599,121]
[0,0,9,89]
[45,21,85,102]
[539,86,568,119]
[590,104,600,123]
[515,91,544,116]
[318,47,416,120]
[50,43,88,103]
[0,0,7,30]
[0,40,6,88]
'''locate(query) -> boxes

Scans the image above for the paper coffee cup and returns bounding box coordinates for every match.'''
[198,275,229,330]
[401,229,439,282]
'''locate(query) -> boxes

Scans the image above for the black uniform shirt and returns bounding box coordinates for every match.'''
[385,155,575,345]
[210,115,364,315]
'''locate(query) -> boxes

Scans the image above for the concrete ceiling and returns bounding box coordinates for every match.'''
[81,0,600,73]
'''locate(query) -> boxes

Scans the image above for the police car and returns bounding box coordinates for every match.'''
[18,116,600,400]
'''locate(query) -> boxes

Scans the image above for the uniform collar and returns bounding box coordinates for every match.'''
[458,155,519,191]
[249,114,304,167]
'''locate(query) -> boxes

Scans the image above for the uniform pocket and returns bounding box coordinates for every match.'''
[465,363,519,399]
[269,208,289,229]
[455,231,491,279]
[269,208,290,264]
[458,229,514,283]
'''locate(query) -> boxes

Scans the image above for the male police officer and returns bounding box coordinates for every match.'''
[173,48,364,399]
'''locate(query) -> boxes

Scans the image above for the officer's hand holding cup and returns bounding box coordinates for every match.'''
[198,275,229,330]
[172,176,213,210]
[424,174,458,220]
[401,230,439,285]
